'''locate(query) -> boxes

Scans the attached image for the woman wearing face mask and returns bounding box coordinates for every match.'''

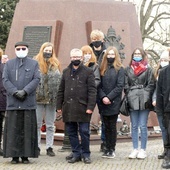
[97,46,125,158]
[34,42,61,157]
[81,45,100,88]
[125,48,155,159]
[152,50,169,160]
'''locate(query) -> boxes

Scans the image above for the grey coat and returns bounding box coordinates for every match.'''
[56,63,97,122]
[125,66,155,111]
[2,57,40,110]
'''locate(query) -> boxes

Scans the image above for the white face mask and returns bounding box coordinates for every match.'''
[15,49,28,58]
[160,61,169,68]
[83,54,92,63]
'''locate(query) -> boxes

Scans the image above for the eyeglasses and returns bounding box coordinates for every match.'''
[70,56,81,59]
[160,59,169,62]
[134,53,141,55]
[16,48,27,51]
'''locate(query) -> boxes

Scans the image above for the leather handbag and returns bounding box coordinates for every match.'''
[119,95,129,116]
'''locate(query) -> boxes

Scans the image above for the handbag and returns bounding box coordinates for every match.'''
[119,95,129,116]
[119,74,138,116]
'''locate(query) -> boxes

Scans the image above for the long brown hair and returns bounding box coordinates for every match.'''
[34,42,61,74]
[81,45,96,66]
[154,62,161,79]
[100,46,123,76]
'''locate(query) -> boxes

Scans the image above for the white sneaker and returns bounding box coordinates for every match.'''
[137,149,147,159]
[128,149,139,159]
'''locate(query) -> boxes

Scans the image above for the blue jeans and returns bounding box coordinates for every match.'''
[130,110,149,150]
[157,114,167,144]
[66,122,90,158]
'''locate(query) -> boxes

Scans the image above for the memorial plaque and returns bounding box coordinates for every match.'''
[23,26,52,57]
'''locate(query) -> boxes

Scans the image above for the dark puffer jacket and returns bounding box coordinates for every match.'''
[97,66,125,116]
[0,63,6,111]
[125,66,155,111]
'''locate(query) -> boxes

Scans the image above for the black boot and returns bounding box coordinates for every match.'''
[0,147,3,156]
[21,157,29,164]
[162,156,170,169]
[158,149,166,159]
[11,157,19,164]
[100,142,106,152]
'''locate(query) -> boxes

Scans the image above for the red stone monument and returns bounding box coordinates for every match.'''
[5,0,158,134]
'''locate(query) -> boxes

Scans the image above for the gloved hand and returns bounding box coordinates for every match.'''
[13,90,27,101]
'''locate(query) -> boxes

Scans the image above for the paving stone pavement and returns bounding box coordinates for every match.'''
[0,138,165,170]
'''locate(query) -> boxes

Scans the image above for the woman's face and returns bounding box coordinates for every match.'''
[43,46,52,53]
[107,49,115,58]
[132,49,143,62]
[133,49,142,57]
[106,49,115,64]
[43,46,53,58]
[83,52,92,63]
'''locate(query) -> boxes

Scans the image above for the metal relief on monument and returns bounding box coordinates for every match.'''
[23,26,52,57]
[104,26,125,59]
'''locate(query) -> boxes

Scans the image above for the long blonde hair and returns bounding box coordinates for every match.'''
[34,42,61,74]
[100,46,123,76]
[81,45,96,66]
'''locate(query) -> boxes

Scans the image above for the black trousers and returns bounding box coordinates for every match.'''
[103,114,118,151]
[163,113,170,157]
[0,111,5,146]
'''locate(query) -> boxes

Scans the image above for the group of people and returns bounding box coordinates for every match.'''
[0,29,170,169]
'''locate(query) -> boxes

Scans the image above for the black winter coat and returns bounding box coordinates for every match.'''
[156,65,170,113]
[125,66,155,111]
[97,66,125,116]
[56,63,97,122]
[0,63,6,111]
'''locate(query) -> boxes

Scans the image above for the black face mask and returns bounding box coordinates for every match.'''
[107,58,115,64]
[92,41,102,48]
[71,60,81,66]
[43,52,52,58]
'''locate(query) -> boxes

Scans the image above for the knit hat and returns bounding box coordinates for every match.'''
[160,50,169,60]
[70,48,82,57]
[15,41,29,48]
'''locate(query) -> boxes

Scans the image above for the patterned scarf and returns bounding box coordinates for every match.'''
[131,60,148,76]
